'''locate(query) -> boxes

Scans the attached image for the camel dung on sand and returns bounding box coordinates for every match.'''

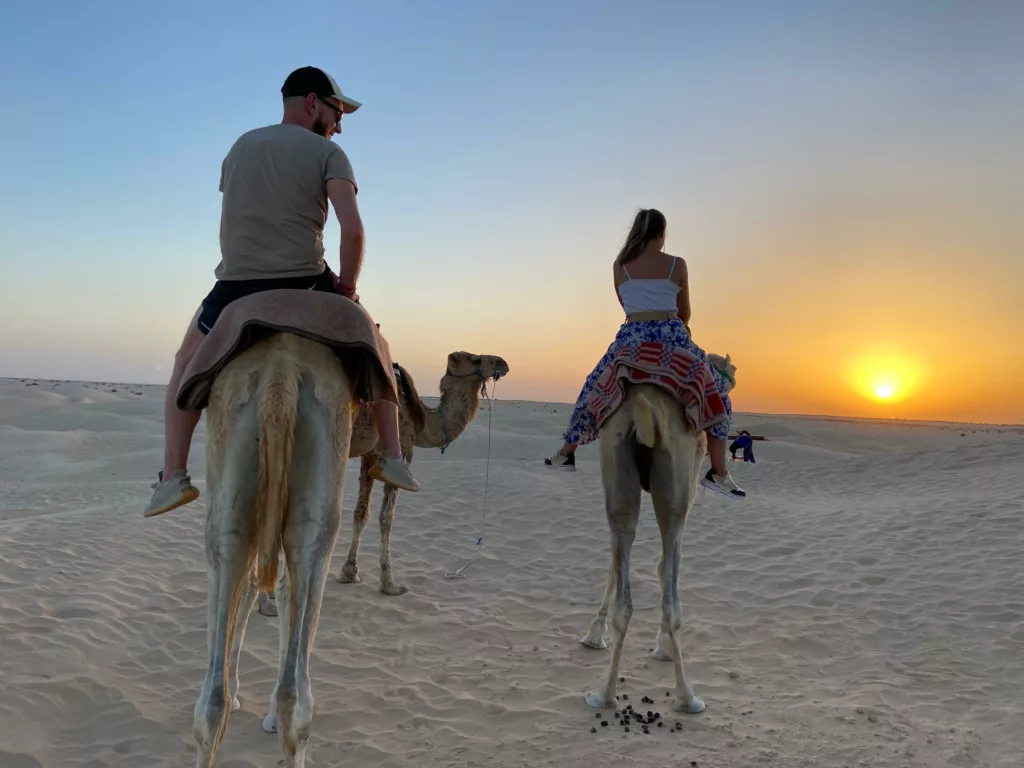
[192,331,366,768]
[581,352,737,717]
[254,350,508,618]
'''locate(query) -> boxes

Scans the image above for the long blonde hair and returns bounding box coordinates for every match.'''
[615,208,667,266]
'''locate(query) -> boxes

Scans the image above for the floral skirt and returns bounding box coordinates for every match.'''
[563,318,731,446]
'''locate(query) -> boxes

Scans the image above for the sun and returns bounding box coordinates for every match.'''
[842,348,925,406]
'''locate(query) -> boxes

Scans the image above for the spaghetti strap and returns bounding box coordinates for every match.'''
[666,258,676,279]
[622,264,631,280]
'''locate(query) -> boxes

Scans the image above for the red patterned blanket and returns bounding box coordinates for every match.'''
[585,340,728,434]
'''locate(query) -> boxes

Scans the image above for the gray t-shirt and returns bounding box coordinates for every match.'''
[214,123,357,281]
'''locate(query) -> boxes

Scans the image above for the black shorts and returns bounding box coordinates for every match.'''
[197,266,338,335]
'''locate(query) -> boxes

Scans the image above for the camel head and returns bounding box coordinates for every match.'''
[445,351,510,383]
[706,352,737,394]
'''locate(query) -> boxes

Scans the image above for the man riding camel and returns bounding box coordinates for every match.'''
[143,66,419,518]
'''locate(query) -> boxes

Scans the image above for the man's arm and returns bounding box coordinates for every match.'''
[326,177,365,295]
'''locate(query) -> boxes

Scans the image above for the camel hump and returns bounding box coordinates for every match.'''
[393,363,427,435]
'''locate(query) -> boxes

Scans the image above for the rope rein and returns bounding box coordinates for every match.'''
[443,373,498,580]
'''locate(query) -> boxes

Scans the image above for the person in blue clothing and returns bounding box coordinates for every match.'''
[729,430,756,463]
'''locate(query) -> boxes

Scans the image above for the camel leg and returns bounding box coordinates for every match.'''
[261,569,289,736]
[267,384,345,768]
[338,454,375,584]
[378,449,411,595]
[585,418,643,709]
[584,519,638,709]
[193,541,250,767]
[654,522,704,714]
[649,434,705,713]
[582,558,670,657]
[228,571,261,712]
[651,554,673,661]
[271,510,339,766]
[581,563,615,649]
[262,567,290,735]
[193,405,259,767]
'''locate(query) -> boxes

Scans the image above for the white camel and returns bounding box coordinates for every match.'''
[192,332,362,767]
[580,356,735,716]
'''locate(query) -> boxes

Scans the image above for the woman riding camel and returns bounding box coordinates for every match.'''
[543,208,746,500]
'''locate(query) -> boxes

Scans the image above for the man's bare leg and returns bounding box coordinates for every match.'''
[368,399,420,492]
[144,312,206,517]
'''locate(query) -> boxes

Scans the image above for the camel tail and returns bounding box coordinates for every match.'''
[255,357,300,593]
[632,387,672,449]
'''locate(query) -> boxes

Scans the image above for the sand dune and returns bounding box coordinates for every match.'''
[0,377,1021,767]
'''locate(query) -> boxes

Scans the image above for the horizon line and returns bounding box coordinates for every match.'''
[3,376,1021,430]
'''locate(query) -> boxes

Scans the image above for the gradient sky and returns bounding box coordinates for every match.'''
[1,1,1022,423]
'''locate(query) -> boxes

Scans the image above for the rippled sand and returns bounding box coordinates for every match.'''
[1,377,1021,767]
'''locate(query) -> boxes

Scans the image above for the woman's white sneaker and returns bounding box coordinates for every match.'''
[544,451,577,471]
[702,468,746,499]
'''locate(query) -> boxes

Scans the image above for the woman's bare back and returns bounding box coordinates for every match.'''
[615,249,683,285]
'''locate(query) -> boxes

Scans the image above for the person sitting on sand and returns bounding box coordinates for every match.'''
[543,208,746,500]
[143,66,420,519]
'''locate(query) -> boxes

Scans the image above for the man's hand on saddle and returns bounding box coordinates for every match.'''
[332,274,359,304]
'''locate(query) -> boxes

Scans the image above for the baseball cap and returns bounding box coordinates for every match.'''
[281,66,362,114]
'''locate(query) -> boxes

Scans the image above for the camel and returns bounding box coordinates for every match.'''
[581,352,737,717]
[192,332,362,767]
[337,351,509,593]
[255,350,509,617]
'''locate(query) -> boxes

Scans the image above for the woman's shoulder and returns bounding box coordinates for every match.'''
[665,252,687,270]
[664,253,687,284]
[612,258,625,278]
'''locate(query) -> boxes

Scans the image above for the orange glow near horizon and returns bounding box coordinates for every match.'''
[842,349,925,405]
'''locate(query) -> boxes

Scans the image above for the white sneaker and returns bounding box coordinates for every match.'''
[370,455,420,492]
[544,451,577,471]
[143,469,200,517]
[701,468,746,500]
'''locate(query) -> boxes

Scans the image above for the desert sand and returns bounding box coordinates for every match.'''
[0,376,1021,767]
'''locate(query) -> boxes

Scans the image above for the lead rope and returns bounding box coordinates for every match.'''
[444,378,497,579]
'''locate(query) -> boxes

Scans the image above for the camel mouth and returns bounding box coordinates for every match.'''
[492,361,510,381]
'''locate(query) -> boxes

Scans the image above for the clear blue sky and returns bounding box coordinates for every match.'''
[1,1,1022,420]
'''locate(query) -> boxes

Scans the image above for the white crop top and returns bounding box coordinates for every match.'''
[618,259,680,315]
